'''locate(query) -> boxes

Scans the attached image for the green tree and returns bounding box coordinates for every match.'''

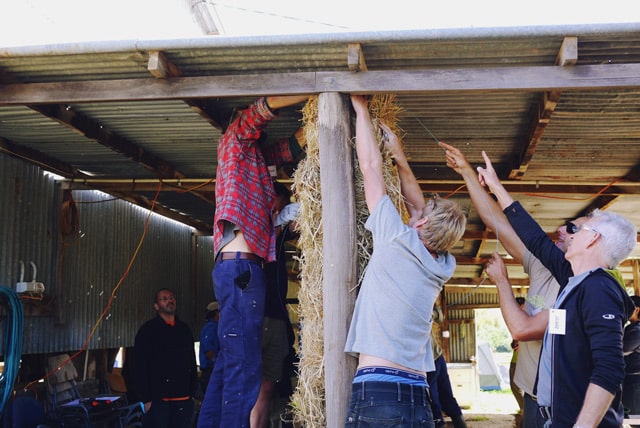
[476,308,511,352]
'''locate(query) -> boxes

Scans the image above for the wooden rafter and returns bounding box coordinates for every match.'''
[147,50,225,129]
[3,63,640,105]
[59,177,640,195]
[26,102,215,207]
[509,37,578,179]
[347,43,367,72]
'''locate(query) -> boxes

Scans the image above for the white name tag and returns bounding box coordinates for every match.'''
[548,309,566,335]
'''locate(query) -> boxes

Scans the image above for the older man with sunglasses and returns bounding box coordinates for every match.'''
[475,151,637,428]
[441,142,575,428]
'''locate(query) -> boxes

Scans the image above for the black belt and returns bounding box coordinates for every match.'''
[216,251,263,264]
[539,406,551,421]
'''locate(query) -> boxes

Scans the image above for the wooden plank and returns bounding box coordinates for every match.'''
[509,38,576,178]
[633,260,639,296]
[319,92,358,428]
[58,178,640,195]
[147,50,183,79]
[316,64,640,93]
[146,50,224,129]
[347,43,367,72]
[29,104,180,178]
[2,63,640,105]
[556,37,578,66]
[509,90,562,179]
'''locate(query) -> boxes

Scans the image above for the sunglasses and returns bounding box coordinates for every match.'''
[565,221,600,235]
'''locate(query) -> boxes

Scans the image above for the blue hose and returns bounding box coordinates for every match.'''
[0,286,24,419]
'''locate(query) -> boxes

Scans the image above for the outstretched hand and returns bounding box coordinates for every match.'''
[379,122,402,157]
[485,251,510,289]
[476,151,499,189]
[439,142,472,175]
[350,95,369,113]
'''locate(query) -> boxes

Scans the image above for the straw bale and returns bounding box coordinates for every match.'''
[291,97,326,427]
[290,94,406,427]
[353,94,407,288]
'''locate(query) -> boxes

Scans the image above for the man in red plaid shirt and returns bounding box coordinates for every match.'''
[197,95,308,428]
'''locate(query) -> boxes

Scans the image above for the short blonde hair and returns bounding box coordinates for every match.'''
[417,195,467,254]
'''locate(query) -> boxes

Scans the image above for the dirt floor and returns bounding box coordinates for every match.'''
[453,412,519,428]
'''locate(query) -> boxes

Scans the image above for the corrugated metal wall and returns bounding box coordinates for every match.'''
[444,289,502,363]
[2,149,510,362]
[0,155,59,291]
[0,152,215,355]
[194,233,215,332]
[0,154,61,355]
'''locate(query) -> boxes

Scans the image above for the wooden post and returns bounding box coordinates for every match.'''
[318,92,358,427]
[633,259,639,296]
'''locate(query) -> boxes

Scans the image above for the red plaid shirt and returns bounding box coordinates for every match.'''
[213,97,298,263]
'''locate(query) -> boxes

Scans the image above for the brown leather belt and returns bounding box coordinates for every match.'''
[216,251,263,264]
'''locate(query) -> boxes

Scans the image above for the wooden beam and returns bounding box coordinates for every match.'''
[1,135,211,233]
[0,137,84,178]
[624,161,640,182]
[633,259,639,296]
[147,50,183,79]
[509,90,562,179]
[103,189,212,232]
[556,37,578,66]
[29,104,179,177]
[446,278,531,286]
[347,43,367,72]
[319,92,357,428]
[59,177,640,195]
[509,37,577,179]
[147,50,224,130]
[320,64,640,93]
[3,63,640,105]
[578,194,621,217]
[448,303,500,310]
[28,103,215,206]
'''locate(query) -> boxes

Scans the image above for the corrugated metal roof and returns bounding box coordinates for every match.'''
[0,24,639,286]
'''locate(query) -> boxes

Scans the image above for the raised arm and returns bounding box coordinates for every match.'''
[440,142,526,263]
[351,95,386,213]
[485,252,549,340]
[265,95,309,111]
[380,122,426,220]
[475,150,515,210]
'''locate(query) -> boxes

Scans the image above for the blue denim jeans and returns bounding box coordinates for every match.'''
[524,393,543,428]
[624,374,640,417]
[197,256,266,428]
[427,355,462,427]
[345,381,435,428]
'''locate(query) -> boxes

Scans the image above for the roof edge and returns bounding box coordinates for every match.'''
[2,22,640,57]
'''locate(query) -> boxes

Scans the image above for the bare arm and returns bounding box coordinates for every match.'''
[476,150,515,210]
[486,252,548,341]
[381,122,425,220]
[351,95,386,212]
[575,383,615,428]
[265,95,309,111]
[440,142,526,263]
